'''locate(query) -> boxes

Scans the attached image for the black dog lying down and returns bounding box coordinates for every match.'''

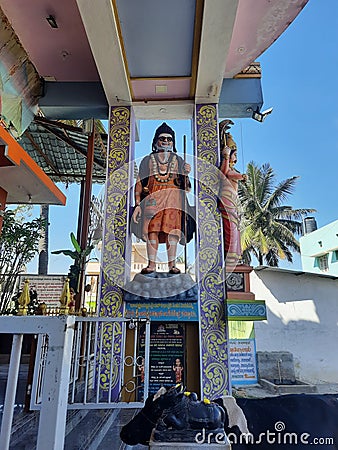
[121,386,338,449]
[120,385,225,446]
[214,393,338,449]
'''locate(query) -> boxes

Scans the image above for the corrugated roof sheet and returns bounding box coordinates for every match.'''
[17,117,107,183]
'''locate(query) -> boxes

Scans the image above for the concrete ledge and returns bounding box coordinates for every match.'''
[150,440,231,449]
[150,428,231,449]
[260,378,317,394]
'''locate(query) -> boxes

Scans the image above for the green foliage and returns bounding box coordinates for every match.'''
[0,210,45,314]
[238,162,316,266]
[52,232,95,265]
[59,119,107,134]
[52,232,97,292]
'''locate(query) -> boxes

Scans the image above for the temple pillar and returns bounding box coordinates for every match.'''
[97,105,135,394]
[194,104,230,398]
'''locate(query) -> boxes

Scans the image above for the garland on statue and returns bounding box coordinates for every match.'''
[150,153,177,183]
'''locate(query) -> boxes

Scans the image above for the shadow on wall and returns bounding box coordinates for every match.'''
[251,268,338,383]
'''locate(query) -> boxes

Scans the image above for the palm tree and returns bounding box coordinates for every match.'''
[238,162,315,266]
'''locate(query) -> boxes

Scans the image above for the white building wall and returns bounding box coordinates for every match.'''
[300,219,338,276]
[250,268,338,384]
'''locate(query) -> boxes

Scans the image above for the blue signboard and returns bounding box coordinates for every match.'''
[229,338,258,385]
[125,301,199,321]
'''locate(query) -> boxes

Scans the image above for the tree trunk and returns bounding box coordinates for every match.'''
[258,252,264,266]
[38,205,49,275]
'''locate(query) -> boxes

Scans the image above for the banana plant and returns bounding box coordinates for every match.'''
[52,232,94,263]
[52,232,97,293]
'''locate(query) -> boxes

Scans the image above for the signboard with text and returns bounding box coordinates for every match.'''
[229,338,258,385]
[138,322,185,399]
[125,301,198,321]
[19,274,66,307]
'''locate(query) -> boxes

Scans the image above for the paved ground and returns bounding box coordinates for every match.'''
[232,382,338,398]
[96,408,148,450]
[2,364,338,449]
[0,364,28,407]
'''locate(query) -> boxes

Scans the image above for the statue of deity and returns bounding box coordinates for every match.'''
[218,120,246,268]
[132,123,192,274]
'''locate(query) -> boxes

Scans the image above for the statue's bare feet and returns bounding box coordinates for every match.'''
[169,267,181,274]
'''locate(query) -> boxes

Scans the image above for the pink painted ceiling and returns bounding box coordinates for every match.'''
[0,0,309,101]
[224,0,309,78]
[131,78,191,101]
[0,0,99,81]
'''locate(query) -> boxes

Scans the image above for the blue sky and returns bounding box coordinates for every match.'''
[28,0,338,273]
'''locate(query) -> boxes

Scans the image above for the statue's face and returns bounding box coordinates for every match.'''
[230,150,237,164]
[157,133,173,151]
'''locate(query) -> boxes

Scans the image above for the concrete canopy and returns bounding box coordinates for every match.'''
[0,0,309,121]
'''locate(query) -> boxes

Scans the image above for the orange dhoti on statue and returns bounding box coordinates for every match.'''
[143,177,182,243]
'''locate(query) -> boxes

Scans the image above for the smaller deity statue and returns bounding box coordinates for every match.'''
[218,120,246,268]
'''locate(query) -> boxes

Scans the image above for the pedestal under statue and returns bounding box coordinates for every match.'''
[124,272,198,302]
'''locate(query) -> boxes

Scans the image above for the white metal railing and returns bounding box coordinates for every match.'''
[30,316,150,410]
[0,316,150,450]
[132,262,168,272]
[0,316,75,450]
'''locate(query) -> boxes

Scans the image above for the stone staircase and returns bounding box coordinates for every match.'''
[1,362,148,449]
[3,406,147,449]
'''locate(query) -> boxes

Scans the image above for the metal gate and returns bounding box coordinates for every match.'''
[30,317,151,410]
